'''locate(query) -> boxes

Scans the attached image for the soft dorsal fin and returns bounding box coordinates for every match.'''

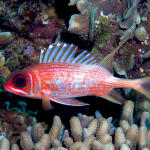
[100,38,129,72]
[40,43,98,65]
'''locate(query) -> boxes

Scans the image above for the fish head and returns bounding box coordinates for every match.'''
[4,70,33,97]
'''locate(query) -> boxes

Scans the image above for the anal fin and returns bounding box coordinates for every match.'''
[52,98,89,106]
[40,88,89,107]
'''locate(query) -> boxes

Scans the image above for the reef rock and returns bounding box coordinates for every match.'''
[68,14,90,34]
[68,0,127,35]
[0,32,13,45]
[135,26,149,42]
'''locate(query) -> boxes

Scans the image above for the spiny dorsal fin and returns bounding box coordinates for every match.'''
[40,43,98,65]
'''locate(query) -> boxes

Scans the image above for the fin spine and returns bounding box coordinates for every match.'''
[53,43,65,62]
[48,43,62,62]
[40,42,98,65]
[59,44,74,62]
[65,47,78,62]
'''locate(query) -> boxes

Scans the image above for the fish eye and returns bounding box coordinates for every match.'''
[12,74,27,88]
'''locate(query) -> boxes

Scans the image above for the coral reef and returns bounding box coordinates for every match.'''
[67,0,150,93]
[68,0,150,43]
[135,26,148,42]
[68,0,127,35]
[0,0,149,90]
[0,0,66,87]
[0,0,150,149]
[68,0,150,81]
[0,100,150,149]
[0,0,65,46]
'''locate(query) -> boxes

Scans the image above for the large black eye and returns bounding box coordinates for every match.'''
[12,74,27,88]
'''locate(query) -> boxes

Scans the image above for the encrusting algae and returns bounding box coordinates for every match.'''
[0,100,150,150]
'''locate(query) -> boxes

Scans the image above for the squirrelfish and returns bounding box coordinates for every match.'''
[4,42,150,110]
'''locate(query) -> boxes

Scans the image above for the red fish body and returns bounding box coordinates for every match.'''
[5,63,115,98]
[4,43,150,108]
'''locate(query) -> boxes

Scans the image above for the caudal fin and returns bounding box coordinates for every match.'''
[132,77,150,99]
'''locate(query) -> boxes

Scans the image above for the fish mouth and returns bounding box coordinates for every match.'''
[4,83,30,97]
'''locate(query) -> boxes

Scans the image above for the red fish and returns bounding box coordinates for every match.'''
[4,42,150,110]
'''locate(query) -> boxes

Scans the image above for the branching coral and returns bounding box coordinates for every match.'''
[0,100,150,149]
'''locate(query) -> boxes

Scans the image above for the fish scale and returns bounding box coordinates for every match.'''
[35,62,112,98]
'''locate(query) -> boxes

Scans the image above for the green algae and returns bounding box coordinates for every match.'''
[94,16,112,46]
[97,32,111,43]
[101,17,111,31]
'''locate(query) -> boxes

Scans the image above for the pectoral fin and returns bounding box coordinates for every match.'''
[40,86,52,110]
[101,89,126,104]
[41,94,52,110]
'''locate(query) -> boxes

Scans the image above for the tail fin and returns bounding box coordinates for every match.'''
[132,77,150,99]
